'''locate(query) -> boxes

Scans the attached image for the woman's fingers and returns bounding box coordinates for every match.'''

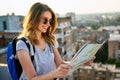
[84,56,96,65]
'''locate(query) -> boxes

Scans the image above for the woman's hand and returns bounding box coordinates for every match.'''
[84,56,96,66]
[52,64,72,78]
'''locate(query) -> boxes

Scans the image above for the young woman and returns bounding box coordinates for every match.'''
[16,2,71,80]
[16,2,95,80]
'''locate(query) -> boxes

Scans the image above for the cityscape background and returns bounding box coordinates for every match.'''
[0,0,120,80]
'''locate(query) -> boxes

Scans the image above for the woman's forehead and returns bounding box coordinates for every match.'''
[40,11,52,19]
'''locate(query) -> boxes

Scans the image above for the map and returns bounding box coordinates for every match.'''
[69,40,106,68]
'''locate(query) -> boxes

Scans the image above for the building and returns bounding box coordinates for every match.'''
[0,13,24,41]
[0,32,6,47]
[109,34,120,60]
[0,13,24,32]
[99,26,120,60]
[0,13,24,43]
[66,12,76,26]
[55,17,75,60]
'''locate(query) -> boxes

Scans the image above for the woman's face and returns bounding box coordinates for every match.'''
[37,11,53,33]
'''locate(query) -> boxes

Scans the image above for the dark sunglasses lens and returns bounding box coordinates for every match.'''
[42,18,54,25]
[50,19,54,25]
[43,18,48,24]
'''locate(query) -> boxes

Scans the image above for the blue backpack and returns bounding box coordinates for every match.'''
[6,37,35,80]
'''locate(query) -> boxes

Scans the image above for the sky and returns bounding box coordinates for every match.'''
[1,0,120,16]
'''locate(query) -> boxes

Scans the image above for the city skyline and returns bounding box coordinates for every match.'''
[0,0,120,16]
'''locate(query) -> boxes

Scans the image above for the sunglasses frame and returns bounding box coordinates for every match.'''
[41,18,54,26]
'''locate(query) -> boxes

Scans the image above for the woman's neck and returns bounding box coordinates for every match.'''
[36,31,42,40]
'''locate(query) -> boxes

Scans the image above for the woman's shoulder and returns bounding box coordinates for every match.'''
[52,40,59,48]
[16,38,29,52]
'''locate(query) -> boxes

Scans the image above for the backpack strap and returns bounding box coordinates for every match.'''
[9,37,35,79]
[15,37,35,79]
[19,37,35,61]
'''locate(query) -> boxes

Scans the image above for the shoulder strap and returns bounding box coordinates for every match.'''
[12,37,35,79]
[19,37,35,61]
[20,37,30,51]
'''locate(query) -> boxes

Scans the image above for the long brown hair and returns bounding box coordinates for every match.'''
[19,2,57,46]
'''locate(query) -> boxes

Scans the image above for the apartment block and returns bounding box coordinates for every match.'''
[55,17,75,60]
[99,26,120,60]
[0,13,24,32]
[109,34,120,60]
[0,13,23,44]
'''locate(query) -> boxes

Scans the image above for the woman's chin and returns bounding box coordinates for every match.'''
[42,30,47,33]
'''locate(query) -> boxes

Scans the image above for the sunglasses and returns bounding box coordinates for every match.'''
[41,18,54,26]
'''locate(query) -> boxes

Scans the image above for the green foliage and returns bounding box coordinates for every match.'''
[90,24,100,30]
[105,58,120,67]
[115,61,120,67]
[105,58,116,64]
[116,16,120,25]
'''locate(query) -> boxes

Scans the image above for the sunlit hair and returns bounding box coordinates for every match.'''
[19,2,57,46]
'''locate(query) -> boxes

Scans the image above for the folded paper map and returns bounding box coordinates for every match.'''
[69,40,106,68]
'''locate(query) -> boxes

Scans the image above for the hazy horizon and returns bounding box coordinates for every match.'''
[1,0,120,16]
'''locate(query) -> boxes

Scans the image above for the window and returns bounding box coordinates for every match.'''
[3,21,7,30]
[119,43,120,49]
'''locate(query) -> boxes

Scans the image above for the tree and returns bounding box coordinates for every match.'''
[90,24,100,30]
[116,16,120,25]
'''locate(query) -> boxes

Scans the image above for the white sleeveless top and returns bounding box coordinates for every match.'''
[16,40,56,80]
